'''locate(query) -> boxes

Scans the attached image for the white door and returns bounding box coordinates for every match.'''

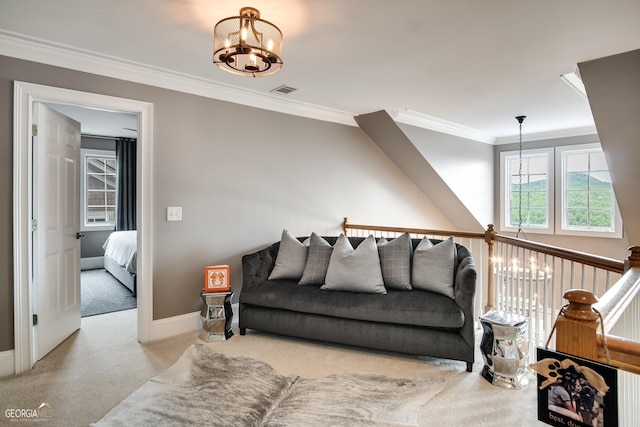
[32,102,82,361]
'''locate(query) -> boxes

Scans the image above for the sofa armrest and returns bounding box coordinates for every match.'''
[454,254,477,306]
[241,243,279,290]
[453,244,477,349]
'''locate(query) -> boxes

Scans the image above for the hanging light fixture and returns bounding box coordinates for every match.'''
[493,115,552,317]
[515,115,527,239]
[213,7,283,77]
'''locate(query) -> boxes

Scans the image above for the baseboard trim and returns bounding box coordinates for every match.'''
[149,311,200,341]
[81,256,104,270]
[148,303,239,342]
[0,349,15,378]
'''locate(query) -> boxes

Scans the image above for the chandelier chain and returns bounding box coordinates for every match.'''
[516,116,526,239]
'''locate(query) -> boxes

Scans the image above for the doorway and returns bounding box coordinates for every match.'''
[45,104,140,318]
[13,81,154,374]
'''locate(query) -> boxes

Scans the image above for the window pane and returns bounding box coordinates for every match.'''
[590,210,613,229]
[589,191,612,209]
[87,158,105,174]
[567,191,588,208]
[106,175,116,191]
[105,158,117,171]
[567,209,589,227]
[87,207,107,223]
[589,152,608,171]
[88,175,105,190]
[528,156,547,174]
[106,191,116,205]
[590,170,612,186]
[529,174,546,189]
[529,192,547,208]
[87,190,105,205]
[509,157,521,176]
[566,152,589,172]
[510,209,521,225]
[528,208,547,226]
[105,207,116,224]
[567,171,588,190]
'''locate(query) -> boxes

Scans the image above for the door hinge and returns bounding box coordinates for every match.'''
[33,314,38,326]
[32,124,38,136]
[31,219,37,231]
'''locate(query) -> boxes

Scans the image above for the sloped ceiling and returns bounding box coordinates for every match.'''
[356,111,485,231]
[579,49,640,243]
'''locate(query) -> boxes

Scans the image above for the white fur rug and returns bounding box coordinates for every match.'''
[93,344,446,426]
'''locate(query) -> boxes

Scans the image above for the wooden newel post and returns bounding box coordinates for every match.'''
[624,245,640,271]
[555,289,600,361]
[484,224,496,313]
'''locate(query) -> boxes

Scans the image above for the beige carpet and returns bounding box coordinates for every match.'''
[0,309,544,426]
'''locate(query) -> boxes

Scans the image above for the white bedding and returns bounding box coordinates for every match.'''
[103,230,137,274]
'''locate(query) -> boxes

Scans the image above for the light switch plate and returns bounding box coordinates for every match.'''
[167,206,182,221]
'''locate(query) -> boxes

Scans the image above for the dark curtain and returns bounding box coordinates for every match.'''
[115,137,137,231]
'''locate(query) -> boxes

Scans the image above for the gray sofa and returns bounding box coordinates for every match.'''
[239,235,477,371]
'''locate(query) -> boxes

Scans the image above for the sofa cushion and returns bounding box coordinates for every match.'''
[298,233,333,285]
[322,234,386,294]
[377,232,412,290]
[240,280,464,329]
[412,236,456,298]
[268,230,309,280]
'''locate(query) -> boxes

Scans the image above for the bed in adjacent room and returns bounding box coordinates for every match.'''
[103,230,137,296]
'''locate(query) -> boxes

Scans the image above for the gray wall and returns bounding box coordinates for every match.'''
[399,123,495,229]
[355,111,482,231]
[0,55,452,351]
[81,231,111,260]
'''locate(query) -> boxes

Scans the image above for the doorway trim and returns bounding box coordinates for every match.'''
[13,81,154,374]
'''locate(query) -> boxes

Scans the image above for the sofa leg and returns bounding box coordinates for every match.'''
[240,328,246,336]
[466,362,473,372]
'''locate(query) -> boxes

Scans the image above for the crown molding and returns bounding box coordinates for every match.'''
[0,30,598,143]
[388,109,497,144]
[494,125,598,145]
[0,30,357,126]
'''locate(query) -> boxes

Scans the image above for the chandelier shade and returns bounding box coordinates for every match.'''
[213,7,283,77]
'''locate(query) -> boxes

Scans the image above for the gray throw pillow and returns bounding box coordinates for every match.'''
[377,232,412,290]
[412,236,456,298]
[322,234,386,294]
[268,229,309,280]
[298,233,333,285]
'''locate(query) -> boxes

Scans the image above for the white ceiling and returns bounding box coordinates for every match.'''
[2,0,640,142]
[45,103,138,139]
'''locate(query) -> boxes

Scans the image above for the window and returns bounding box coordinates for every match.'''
[500,148,553,234]
[555,144,622,238]
[500,143,622,238]
[81,149,116,231]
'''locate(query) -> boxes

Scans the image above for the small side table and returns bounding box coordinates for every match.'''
[200,291,234,342]
[479,310,529,389]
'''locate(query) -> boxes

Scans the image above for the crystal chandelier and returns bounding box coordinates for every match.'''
[213,7,283,77]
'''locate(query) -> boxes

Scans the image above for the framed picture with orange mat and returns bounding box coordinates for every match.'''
[204,265,230,293]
